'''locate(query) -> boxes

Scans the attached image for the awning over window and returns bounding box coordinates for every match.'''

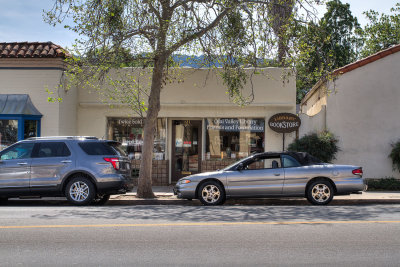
[0,94,42,116]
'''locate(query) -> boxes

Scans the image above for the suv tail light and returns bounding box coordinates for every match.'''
[104,157,120,170]
[352,168,363,176]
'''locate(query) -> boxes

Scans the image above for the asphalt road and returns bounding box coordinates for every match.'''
[1,203,400,266]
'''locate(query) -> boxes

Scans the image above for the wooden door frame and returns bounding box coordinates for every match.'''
[171,119,202,182]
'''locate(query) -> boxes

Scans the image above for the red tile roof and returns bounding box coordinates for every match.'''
[0,42,69,58]
[333,43,400,75]
[301,43,400,104]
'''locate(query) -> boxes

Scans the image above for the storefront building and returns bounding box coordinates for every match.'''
[1,42,296,185]
[78,68,296,184]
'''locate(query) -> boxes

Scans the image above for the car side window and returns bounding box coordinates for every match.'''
[35,142,71,158]
[282,155,302,168]
[0,143,34,160]
[245,156,281,170]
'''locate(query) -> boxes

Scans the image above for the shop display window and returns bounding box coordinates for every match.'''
[107,117,166,160]
[24,120,39,139]
[0,120,18,150]
[206,118,264,160]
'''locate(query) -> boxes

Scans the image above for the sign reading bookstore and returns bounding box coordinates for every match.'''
[268,113,301,133]
[268,113,301,150]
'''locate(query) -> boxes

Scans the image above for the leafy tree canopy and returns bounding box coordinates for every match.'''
[360,3,400,58]
[294,0,361,103]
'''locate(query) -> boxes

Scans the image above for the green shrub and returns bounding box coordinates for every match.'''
[389,140,400,172]
[367,178,400,191]
[288,131,339,163]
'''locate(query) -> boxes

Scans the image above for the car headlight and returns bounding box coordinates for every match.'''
[179,179,191,184]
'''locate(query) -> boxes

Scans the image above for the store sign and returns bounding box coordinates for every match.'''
[206,118,264,132]
[116,118,144,127]
[268,113,301,133]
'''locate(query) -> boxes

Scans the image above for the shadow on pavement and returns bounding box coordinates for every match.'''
[3,198,400,223]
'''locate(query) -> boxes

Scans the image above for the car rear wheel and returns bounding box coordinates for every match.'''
[198,181,225,206]
[65,176,96,205]
[307,180,334,205]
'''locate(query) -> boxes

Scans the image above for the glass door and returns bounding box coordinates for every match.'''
[171,120,202,183]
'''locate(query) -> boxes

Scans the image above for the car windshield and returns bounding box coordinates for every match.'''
[223,156,253,171]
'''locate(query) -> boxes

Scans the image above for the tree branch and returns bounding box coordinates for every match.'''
[166,7,232,55]
[144,1,162,20]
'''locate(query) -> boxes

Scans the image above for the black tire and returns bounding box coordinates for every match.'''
[65,176,96,206]
[306,180,334,205]
[92,194,111,205]
[197,181,225,206]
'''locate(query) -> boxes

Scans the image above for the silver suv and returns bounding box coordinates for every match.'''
[0,136,133,205]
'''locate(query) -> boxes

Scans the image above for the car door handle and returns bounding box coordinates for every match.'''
[274,173,281,176]
[61,160,72,163]
[17,162,28,165]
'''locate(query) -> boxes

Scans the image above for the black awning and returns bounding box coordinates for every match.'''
[0,94,42,116]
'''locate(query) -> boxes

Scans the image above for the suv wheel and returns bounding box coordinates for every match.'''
[65,176,96,205]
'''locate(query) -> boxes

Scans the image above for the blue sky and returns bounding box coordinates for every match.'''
[0,0,399,49]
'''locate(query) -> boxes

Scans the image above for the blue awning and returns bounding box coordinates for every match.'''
[0,94,42,116]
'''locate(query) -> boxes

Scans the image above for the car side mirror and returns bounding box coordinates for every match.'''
[237,163,244,171]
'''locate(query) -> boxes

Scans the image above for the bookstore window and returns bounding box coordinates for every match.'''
[107,118,166,160]
[205,118,265,160]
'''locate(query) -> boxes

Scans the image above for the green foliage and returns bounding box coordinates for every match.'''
[288,131,339,163]
[367,178,400,191]
[219,10,251,105]
[389,140,400,172]
[294,0,362,103]
[359,3,400,58]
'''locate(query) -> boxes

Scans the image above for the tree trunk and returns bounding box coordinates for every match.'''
[137,55,166,198]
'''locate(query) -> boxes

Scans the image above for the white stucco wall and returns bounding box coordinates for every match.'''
[0,68,77,136]
[299,106,326,136]
[325,53,400,178]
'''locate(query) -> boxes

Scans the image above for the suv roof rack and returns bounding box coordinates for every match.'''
[27,136,98,140]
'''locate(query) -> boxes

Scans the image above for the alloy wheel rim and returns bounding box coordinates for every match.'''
[201,185,220,203]
[69,181,90,202]
[311,184,331,203]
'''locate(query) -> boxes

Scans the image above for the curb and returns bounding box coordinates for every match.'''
[105,197,400,206]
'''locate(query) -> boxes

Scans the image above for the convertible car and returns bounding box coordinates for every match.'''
[174,152,366,205]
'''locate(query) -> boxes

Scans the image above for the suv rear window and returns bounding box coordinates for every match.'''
[78,142,126,156]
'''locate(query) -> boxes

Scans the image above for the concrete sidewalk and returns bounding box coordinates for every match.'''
[108,187,400,205]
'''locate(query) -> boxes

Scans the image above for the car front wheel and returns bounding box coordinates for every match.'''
[198,181,225,206]
[307,180,334,205]
[65,176,96,205]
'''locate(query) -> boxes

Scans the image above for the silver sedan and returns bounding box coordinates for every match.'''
[174,152,366,205]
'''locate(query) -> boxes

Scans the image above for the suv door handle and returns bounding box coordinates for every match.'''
[274,173,281,176]
[61,160,72,163]
[17,162,28,165]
